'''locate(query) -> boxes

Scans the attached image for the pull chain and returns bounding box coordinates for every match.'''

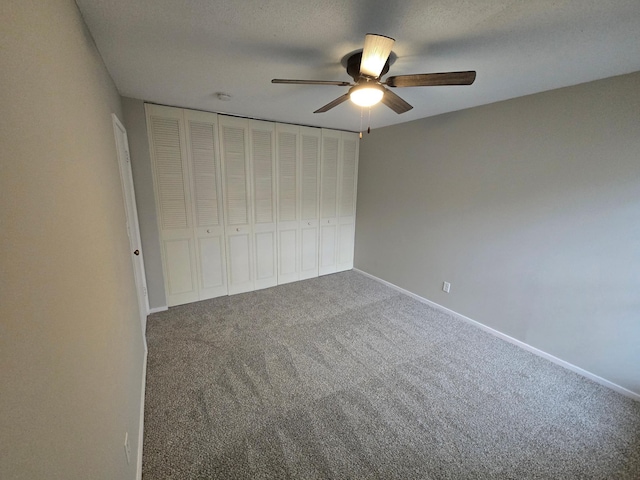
[358,107,373,138]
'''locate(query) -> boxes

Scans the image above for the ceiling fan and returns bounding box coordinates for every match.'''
[272,34,476,114]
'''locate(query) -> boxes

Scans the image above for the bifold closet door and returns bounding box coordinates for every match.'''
[319,130,358,275]
[149,104,357,302]
[319,129,340,275]
[219,115,254,295]
[146,104,199,306]
[276,123,300,284]
[184,110,228,299]
[336,132,359,272]
[299,127,321,280]
[249,120,277,290]
[147,104,229,306]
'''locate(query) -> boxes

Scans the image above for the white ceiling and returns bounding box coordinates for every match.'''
[76,0,640,132]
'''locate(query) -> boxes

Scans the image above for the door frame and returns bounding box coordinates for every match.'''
[112,113,150,335]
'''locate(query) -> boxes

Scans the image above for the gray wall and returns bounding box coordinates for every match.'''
[121,97,167,309]
[1,1,145,478]
[355,72,640,395]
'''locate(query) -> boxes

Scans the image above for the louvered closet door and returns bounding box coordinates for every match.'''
[146,104,199,306]
[250,120,277,290]
[337,132,359,272]
[276,123,300,285]
[219,116,254,295]
[319,129,341,276]
[299,127,321,280]
[184,110,228,299]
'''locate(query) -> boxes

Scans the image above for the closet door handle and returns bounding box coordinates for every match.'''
[133,250,140,256]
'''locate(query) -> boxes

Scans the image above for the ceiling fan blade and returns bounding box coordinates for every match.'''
[314,93,350,113]
[385,71,476,87]
[360,34,395,78]
[381,88,413,114]
[272,79,352,86]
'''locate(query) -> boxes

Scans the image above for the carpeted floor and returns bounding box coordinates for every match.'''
[143,271,640,479]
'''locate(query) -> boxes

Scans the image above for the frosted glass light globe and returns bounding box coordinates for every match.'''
[349,84,384,107]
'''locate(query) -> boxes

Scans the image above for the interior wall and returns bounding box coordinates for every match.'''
[121,97,167,309]
[1,1,145,479]
[355,71,640,395]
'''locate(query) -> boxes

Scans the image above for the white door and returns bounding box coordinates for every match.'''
[112,114,149,333]
[184,110,228,299]
[250,120,277,290]
[337,132,359,272]
[276,123,300,284]
[319,129,340,275]
[219,115,254,295]
[146,104,199,306]
[299,127,321,280]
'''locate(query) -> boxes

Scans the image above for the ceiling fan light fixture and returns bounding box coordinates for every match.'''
[272,34,473,115]
[349,83,384,107]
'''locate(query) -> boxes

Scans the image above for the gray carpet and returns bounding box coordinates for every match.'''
[143,271,640,479]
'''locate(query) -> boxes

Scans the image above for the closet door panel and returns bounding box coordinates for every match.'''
[337,221,355,265]
[278,228,298,279]
[162,236,197,305]
[222,124,250,227]
[339,134,358,218]
[146,104,199,306]
[300,128,320,222]
[219,116,254,294]
[163,238,194,291]
[319,221,337,273]
[276,124,300,284]
[319,129,340,275]
[198,236,225,289]
[320,132,339,220]
[255,230,276,282]
[151,113,189,230]
[185,110,228,299]
[277,127,298,223]
[250,120,277,290]
[336,132,359,272]
[301,222,319,275]
[227,227,252,289]
[299,127,321,280]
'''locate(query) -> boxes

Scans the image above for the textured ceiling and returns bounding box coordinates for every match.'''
[76,0,640,132]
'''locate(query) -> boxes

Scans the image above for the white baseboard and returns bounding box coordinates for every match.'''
[353,268,640,402]
[136,345,148,480]
[148,306,168,314]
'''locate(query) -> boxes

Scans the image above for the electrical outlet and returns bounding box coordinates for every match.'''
[443,281,451,293]
[124,432,131,465]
